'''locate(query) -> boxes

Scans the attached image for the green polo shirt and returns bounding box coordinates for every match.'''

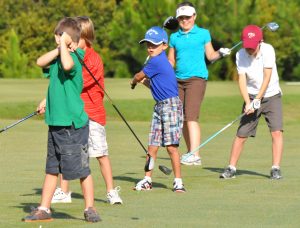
[43,48,88,128]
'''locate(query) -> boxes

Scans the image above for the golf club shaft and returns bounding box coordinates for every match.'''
[74,50,148,154]
[183,112,246,159]
[0,111,38,133]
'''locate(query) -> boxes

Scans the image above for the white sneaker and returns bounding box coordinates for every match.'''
[107,186,123,205]
[181,153,201,166]
[173,179,186,193]
[133,176,152,191]
[51,187,72,203]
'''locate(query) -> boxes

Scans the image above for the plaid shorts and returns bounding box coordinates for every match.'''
[149,96,183,147]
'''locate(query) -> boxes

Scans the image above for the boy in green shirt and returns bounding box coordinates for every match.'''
[23,17,100,223]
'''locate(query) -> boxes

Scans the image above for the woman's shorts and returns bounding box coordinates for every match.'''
[177,77,207,121]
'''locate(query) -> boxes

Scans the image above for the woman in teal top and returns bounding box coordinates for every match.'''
[168,1,230,165]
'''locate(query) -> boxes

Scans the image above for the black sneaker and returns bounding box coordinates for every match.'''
[270,168,282,180]
[23,207,53,222]
[220,167,236,179]
[84,207,101,223]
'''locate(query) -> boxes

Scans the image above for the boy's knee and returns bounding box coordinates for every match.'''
[166,145,179,154]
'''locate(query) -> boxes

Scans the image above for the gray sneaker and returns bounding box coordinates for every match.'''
[84,207,101,223]
[270,168,282,180]
[220,167,236,179]
[23,207,53,222]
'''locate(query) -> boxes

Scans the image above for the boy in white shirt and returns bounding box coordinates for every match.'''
[220,25,283,180]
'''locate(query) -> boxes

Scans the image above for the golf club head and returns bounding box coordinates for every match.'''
[163,16,179,31]
[144,155,155,172]
[266,22,279,32]
[159,165,172,175]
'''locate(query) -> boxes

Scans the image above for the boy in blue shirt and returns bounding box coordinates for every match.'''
[131,26,185,192]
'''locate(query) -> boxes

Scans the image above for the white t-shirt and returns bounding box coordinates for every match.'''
[236,42,282,98]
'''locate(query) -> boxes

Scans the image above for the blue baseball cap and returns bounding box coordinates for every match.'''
[139,26,168,45]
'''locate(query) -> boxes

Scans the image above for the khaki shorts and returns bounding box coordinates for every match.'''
[88,120,109,157]
[177,77,207,121]
[237,93,283,137]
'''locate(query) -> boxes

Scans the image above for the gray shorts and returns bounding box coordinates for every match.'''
[237,93,283,137]
[88,119,108,157]
[46,123,90,180]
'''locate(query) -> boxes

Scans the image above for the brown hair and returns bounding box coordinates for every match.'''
[177,1,194,9]
[54,17,81,43]
[75,16,95,47]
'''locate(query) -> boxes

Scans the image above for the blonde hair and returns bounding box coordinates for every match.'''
[75,16,95,47]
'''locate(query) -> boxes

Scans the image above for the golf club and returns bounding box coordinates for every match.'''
[73,51,173,174]
[163,16,179,31]
[230,22,279,51]
[181,112,246,162]
[0,111,38,133]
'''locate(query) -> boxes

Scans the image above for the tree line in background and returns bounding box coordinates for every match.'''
[0,0,299,81]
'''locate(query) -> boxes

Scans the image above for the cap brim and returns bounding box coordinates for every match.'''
[139,39,164,45]
[242,40,260,49]
[176,12,194,18]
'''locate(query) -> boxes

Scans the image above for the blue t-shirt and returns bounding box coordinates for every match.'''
[169,25,211,80]
[142,51,178,102]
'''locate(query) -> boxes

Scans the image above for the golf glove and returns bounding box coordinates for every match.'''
[250,98,261,110]
[219,48,231,57]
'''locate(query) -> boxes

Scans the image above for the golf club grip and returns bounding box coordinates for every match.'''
[131,83,136,90]
[74,50,148,154]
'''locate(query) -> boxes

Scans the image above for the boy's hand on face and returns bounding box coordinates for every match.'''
[68,42,78,52]
[60,32,72,47]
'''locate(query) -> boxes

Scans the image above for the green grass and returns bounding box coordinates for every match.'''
[0,79,299,227]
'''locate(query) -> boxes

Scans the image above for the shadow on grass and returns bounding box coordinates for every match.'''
[114,175,168,189]
[204,167,270,178]
[20,188,107,204]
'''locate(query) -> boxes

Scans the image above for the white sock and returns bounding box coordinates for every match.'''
[174,178,182,185]
[272,165,280,170]
[38,206,50,214]
[228,165,236,171]
[144,176,152,182]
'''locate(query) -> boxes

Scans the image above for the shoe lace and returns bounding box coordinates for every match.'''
[225,168,234,176]
[53,188,63,197]
[29,206,38,215]
[137,178,149,187]
[108,186,121,198]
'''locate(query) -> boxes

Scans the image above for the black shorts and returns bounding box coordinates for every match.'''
[46,123,90,180]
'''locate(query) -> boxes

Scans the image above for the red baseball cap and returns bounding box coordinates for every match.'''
[241,25,263,49]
